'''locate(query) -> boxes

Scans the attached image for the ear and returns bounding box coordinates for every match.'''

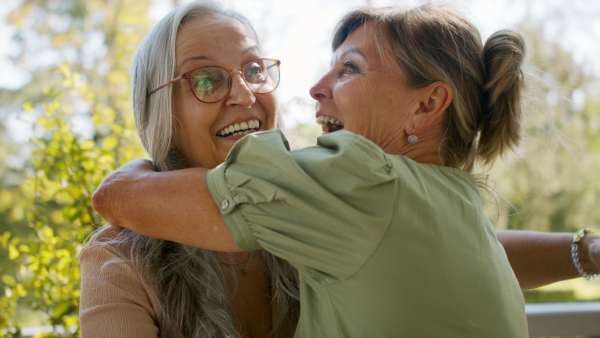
[404,81,453,135]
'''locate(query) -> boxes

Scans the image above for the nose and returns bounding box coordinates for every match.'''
[309,72,332,102]
[225,70,256,108]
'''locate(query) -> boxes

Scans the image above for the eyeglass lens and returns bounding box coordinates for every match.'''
[189,59,280,103]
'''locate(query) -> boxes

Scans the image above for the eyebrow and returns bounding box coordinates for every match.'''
[180,55,215,69]
[331,47,367,66]
[179,46,262,70]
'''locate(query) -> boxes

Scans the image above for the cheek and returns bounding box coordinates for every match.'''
[259,93,278,129]
[173,103,215,149]
[336,77,383,113]
[358,77,383,101]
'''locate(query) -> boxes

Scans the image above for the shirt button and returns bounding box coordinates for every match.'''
[221,200,230,210]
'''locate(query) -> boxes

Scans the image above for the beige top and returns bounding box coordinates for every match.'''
[79,226,162,337]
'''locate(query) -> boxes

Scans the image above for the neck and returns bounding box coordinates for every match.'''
[402,146,444,165]
[385,125,445,166]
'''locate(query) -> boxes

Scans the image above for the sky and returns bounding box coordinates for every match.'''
[1,0,599,142]
[0,1,28,90]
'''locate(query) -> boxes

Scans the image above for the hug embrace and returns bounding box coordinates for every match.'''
[80,1,600,337]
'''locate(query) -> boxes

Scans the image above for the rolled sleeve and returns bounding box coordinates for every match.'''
[206,161,261,251]
[205,129,397,283]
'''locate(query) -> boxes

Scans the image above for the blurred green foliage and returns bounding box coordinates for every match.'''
[488,22,600,234]
[0,0,598,337]
[0,0,151,336]
[523,290,581,304]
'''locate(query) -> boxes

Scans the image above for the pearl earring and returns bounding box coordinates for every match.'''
[408,130,418,144]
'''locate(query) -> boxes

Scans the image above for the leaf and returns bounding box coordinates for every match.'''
[2,274,16,286]
[23,102,34,113]
[32,332,59,338]
[52,302,71,318]
[18,244,30,254]
[81,139,95,150]
[59,63,71,78]
[102,136,118,150]
[41,226,54,238]
[15,284,27,297]
[0,232,10,248]
[8,245,19,260]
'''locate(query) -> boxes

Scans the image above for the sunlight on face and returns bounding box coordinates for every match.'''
[310,22,423,152]
[171,14,278,169]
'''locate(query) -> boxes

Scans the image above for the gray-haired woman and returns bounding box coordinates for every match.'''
[79,1,299,337]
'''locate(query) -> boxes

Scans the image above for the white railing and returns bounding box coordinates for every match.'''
[526,301,600,337]
[10,302,600,337]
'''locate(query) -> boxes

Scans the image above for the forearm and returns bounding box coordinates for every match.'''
[497,230,600,290]
[91,160,241,251]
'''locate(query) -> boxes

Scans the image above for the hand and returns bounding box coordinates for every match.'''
[583,233,600,275]
[92,159,155,225]
[89,159,240,251]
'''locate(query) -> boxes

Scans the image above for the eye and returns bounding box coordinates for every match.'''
[342,61,361,74]
[191,68,227,99]
[244,62,268,84]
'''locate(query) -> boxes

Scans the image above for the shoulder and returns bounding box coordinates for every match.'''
[295,130,393,173]
[79,225,159,308]
[79,225,146,280]
[79,226,162,335]
[80,225,132,261]
[390,153,478,187]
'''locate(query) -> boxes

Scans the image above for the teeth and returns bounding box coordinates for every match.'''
[218,119,261,136]
[316,115,344,127]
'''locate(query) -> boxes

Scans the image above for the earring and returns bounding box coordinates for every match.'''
[408,130,418,144]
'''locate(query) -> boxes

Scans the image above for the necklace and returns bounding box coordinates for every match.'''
[216,252,258,275]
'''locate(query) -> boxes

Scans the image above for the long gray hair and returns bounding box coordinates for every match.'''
[92,1,299,336]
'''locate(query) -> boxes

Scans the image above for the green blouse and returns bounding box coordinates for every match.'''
[207,130,527,337]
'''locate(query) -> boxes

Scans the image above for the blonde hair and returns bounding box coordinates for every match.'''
[90,1,299,337]
[333,4,527,173]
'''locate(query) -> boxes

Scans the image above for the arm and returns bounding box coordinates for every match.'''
[497,230,600,289]
[93,141,600,287]
[93,130,398,279]
[91,159,241,252]
[79,227,160,337]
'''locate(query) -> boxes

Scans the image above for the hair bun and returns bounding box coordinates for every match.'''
[478,30,527,164]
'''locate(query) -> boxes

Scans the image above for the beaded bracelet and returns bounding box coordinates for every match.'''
[571,228,600,280]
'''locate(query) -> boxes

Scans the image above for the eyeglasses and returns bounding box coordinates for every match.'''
[149,58,281,103]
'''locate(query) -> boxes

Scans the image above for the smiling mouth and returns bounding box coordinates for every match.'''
[217,119,261,137]
[316,115,344,133]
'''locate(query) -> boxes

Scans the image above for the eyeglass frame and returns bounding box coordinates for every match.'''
[148,58,281,103]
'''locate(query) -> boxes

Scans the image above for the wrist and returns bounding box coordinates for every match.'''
[571,229,600,280]
[578,232,600,274]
